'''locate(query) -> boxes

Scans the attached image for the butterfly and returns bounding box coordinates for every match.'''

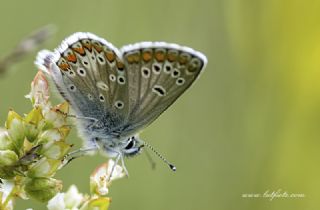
[35,32,207,173]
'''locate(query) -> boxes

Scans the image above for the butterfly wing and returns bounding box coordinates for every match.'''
[35,32,131,135]
[117,42,207,136]
[35,32,207,138]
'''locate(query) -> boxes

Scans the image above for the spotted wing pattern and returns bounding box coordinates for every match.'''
[35,32,207,138]
[119,42,207,135]
[37,33,130,134]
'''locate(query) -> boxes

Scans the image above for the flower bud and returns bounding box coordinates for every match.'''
[0,150,18,166]
[47,193,65,210]
[83,197,111,210]
[5,110,23,129]
[6,110,25,150]
[25,177,62,202]
[53,102,69,115]
[41,141,71,160]
[58,126,71,140]
[24,107,44,142]
[43,109,67,129]
[27,158,61,177]
[25,107,44,125]
[90,160,125,196]
[64,185,83,208]
[0,130,14,150]
[47,185,85,210]
[37,129,62,145]
[0,166,15,179]
[26,71,50,107]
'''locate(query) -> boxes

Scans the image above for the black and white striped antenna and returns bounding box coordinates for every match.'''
[143,141,176,172]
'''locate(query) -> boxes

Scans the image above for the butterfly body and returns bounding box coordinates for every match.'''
[35,32,207,164]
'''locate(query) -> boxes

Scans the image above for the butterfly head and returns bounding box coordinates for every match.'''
[95,134,144,158]
[121,135,144,157]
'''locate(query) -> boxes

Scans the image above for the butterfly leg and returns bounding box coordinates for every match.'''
[107,154,121,182]
[61,146,98,167]
[106,152,130,181]
[55,109,99,126]
[120,154,129,177]
[67,114,99,125]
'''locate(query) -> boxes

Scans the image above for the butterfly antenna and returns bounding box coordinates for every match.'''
[143,142,176,172]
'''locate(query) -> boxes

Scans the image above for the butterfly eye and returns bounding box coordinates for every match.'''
[125,138,135,150]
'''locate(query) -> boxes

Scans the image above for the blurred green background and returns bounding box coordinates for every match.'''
[1,0,320,209]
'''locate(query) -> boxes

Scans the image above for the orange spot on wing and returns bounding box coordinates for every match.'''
[66,54,77,63]
[82,40,92,51]
[83,43,92,51]
[105,51,115,62]
[142,51,152,62]
[155,51,165,62]
[116,60,125,70]
[73,47,85,55]
[59,63,70,71]
[93,44,103,53]
[133,53,140,63]
[188,64,198,73]
[127,54,135,63]
[127,52,140,64]
[168,52,177,62]
[179,54,189,64]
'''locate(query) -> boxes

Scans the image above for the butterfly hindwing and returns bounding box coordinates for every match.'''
[36,33,130,131]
